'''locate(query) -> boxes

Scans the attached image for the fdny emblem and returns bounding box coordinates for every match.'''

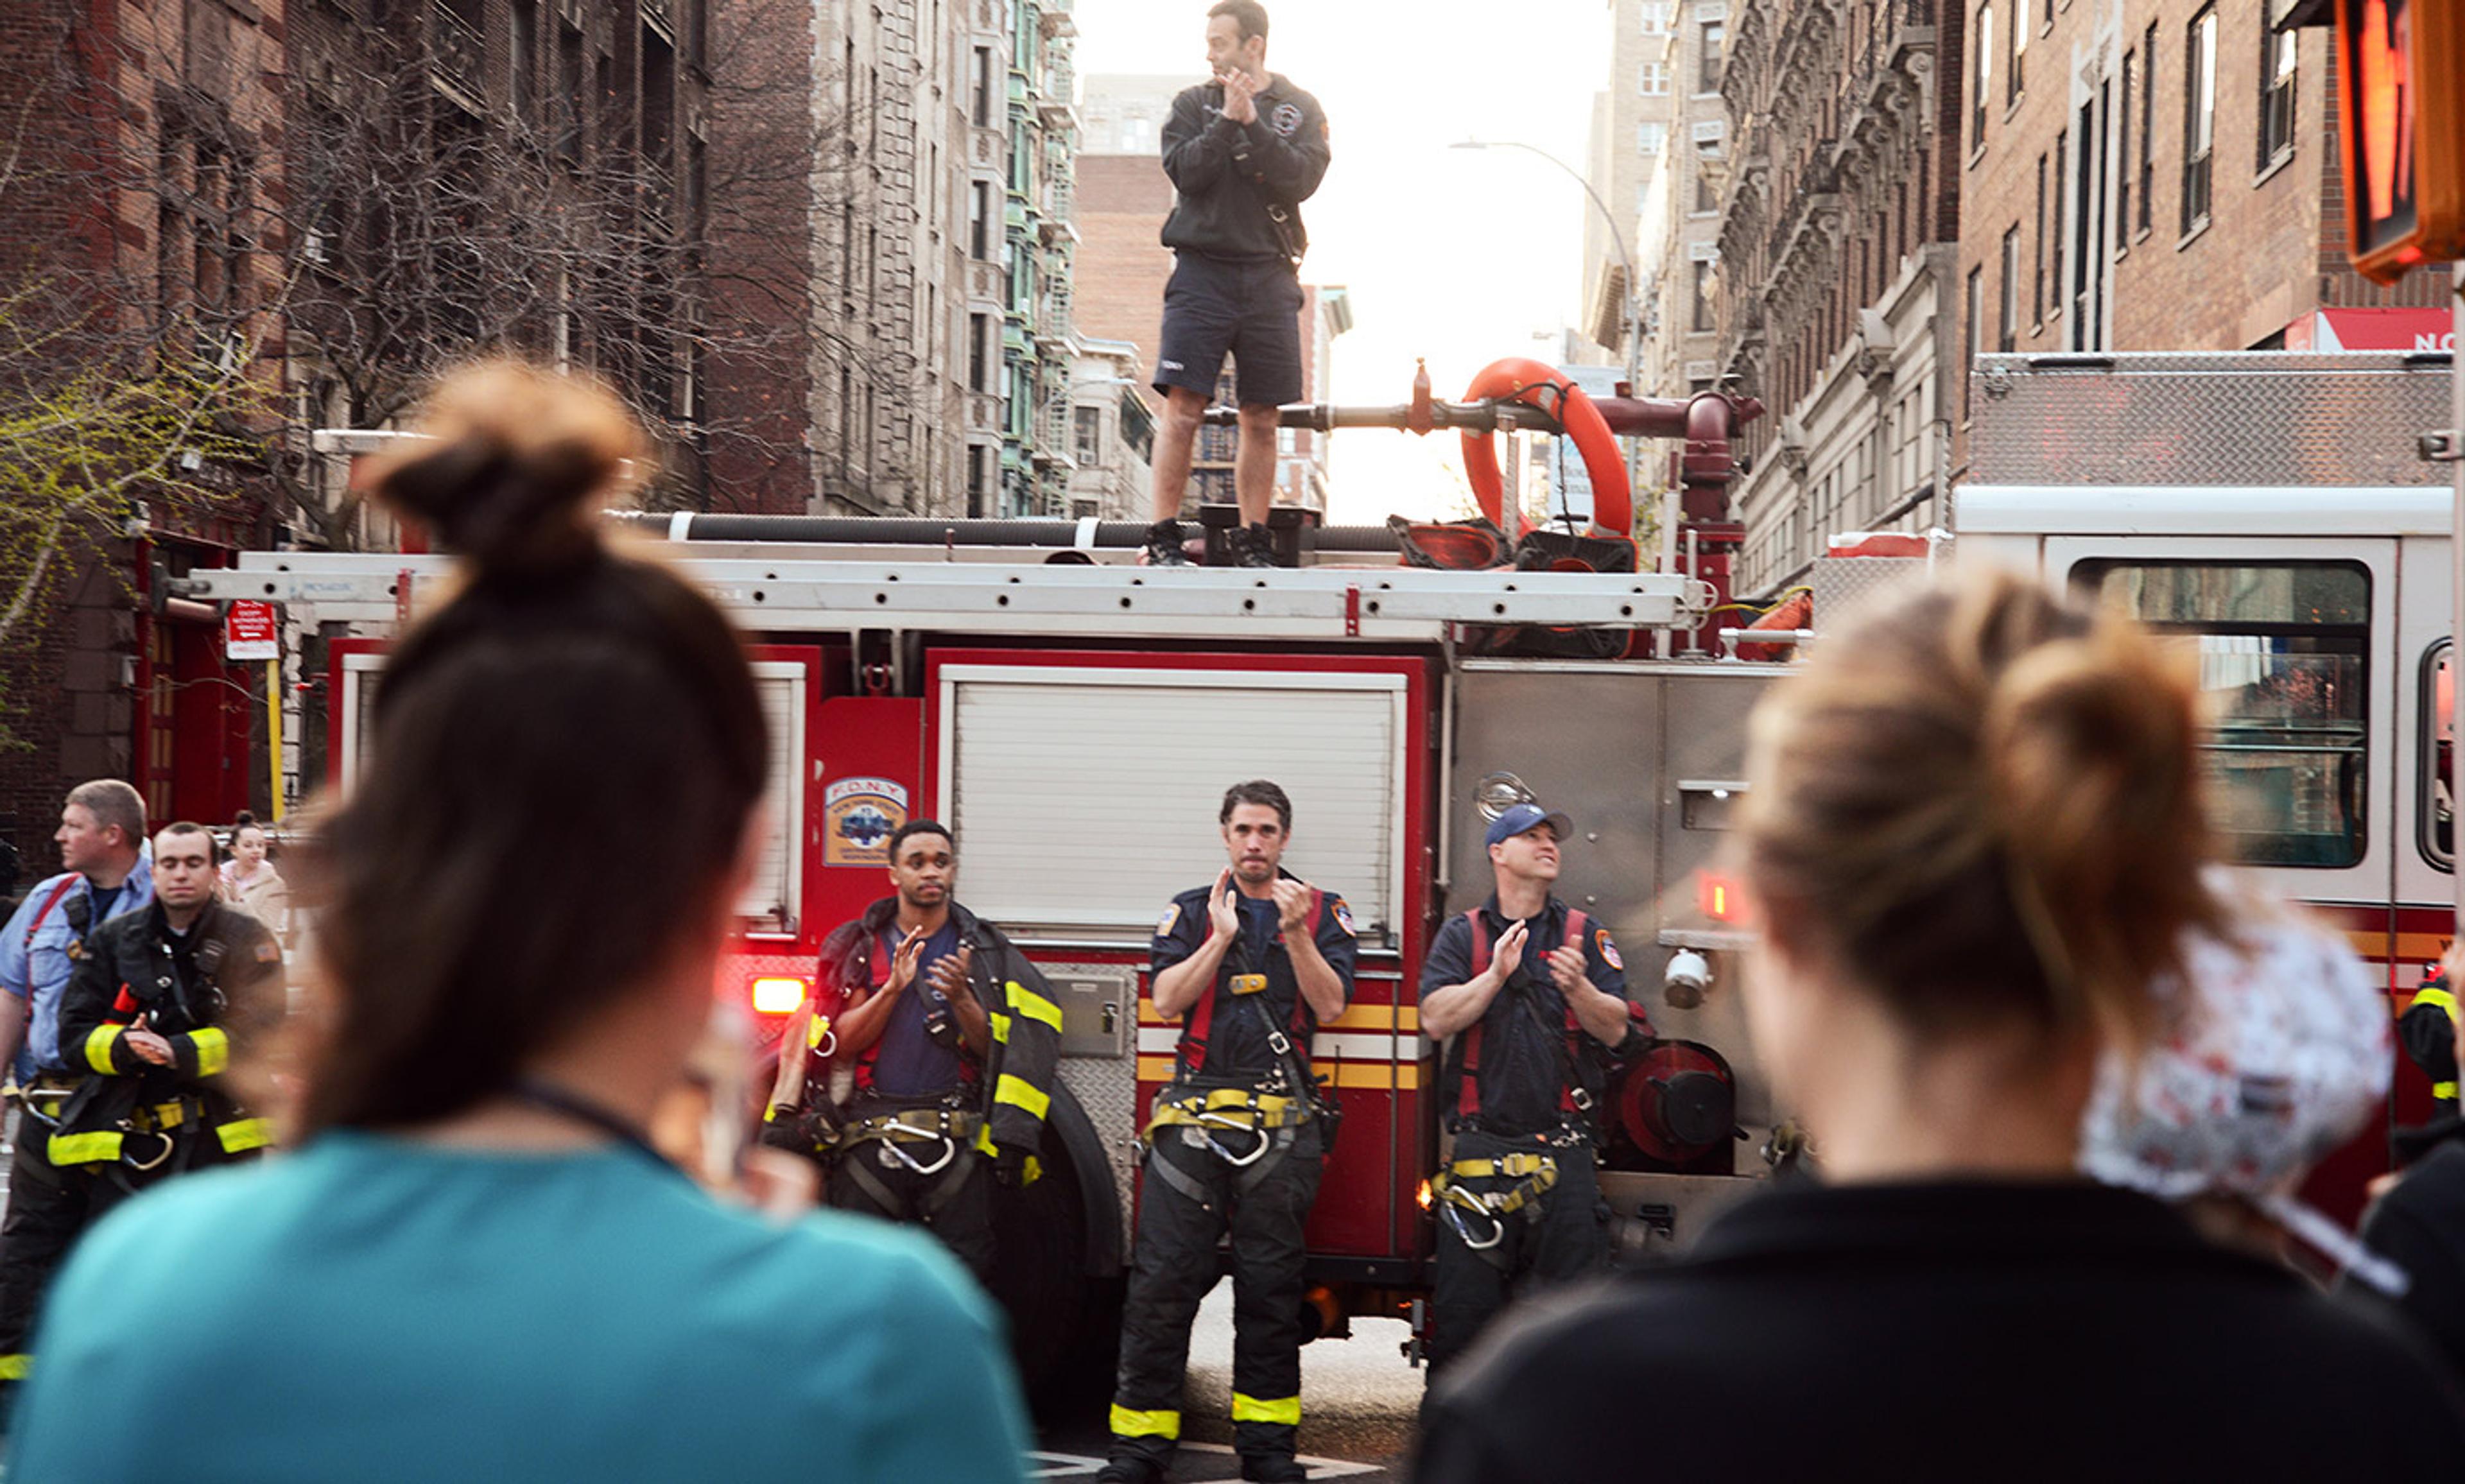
[1156,904,1181,938]
[824,777,910,867]
[1596,929,1623,971]
[1270,101,1303,137]
[1331,900,1356,936]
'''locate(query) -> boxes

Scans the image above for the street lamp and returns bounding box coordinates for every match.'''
[1449,139,1647,512]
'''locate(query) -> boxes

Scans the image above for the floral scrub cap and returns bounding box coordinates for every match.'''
[2077,874,2400,1291]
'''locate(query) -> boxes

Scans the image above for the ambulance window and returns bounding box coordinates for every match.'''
[2425,640,2453,872]
[2072,560,2369,869]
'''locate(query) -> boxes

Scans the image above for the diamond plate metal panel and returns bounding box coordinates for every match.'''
[1046,960,1144,1240]
[1968,352,2452,488]
[1809,556,1931,632]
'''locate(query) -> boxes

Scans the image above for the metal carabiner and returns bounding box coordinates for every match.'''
[1200,1118,1271,1168]
[121,1130,175,1174]
[883,1131,958,1177]
[1440,1197,1507,1251]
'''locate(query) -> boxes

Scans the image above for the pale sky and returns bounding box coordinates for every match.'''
[1068,0,1610,525]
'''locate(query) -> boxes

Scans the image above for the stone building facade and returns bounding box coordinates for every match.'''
[1635,0,1736,405]
[1714,0,1966,597]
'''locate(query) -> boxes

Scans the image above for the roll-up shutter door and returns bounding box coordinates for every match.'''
[942,665,1405,940]
[737,660,809,931]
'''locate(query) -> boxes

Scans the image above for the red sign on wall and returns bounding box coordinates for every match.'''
[223,600,278,662]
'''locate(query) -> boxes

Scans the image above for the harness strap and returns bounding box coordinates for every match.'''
[21,876,82,951]
[1453,909,1589,1123]
[1175,886,1326,1080]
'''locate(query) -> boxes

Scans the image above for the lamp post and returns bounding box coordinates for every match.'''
[1449,139,1648,518]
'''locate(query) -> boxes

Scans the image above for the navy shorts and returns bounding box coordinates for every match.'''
[1153,252,1304,408]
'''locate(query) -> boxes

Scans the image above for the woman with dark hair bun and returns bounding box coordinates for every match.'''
[5,362,1031,1483]
[1415,569,2465,1483]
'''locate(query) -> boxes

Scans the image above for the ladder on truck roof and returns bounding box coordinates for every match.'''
[175,548,1708,643]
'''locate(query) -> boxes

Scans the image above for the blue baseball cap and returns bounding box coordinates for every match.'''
[1485,803,1573,849]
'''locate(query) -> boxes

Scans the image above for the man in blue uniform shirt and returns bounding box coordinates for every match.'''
[1102,779,1356,1484]
[1417,802,1652,1390]
[0,780,155,1393]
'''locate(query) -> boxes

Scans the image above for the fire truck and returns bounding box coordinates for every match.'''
[175,368,1792,1397]
[1957,349,2460,1221]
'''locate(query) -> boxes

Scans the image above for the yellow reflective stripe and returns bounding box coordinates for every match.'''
[49,1131,123,1165]
[1110,1406,1180,1440]
[973,1125,998,1157]
[2437,1081,2459,1101]
[83,1024,121,1075]
[1008,983,1064,1033]
[990,1012,1012,1045]
[2420,987,2460,1021]
[0,1354,27,1380]
[994,1074,1050,1120]
[190,1026,230,1078]
[216,1117,273,1154]
[1231,1393,1302,1426]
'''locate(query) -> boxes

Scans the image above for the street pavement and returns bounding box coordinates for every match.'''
[1034,1281,1424,1481]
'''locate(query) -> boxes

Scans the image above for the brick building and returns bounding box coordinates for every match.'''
[1714,0,1966,598]
[1,0,291,865]
[1952,0,2450,473]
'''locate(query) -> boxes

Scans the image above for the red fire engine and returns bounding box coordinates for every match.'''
[180,368,1788,1392]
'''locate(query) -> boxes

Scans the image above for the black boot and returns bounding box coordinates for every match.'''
[1143,518,1191,566]
[1227,522,1279,568]
[1241,1454,1311,1481]
[1096,1460,1165,1484]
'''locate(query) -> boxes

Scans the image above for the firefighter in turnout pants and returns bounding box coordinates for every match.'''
[18,824,281,1372]
[1417,802,1651,1387]
[1102,781,1357,1484]
[762,820,1059,1284]
[0,782,156,1397]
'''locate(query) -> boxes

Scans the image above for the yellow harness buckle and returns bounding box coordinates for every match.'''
[1228,973,1269,996]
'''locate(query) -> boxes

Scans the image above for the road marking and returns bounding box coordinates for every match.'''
[1025,1444,1380,1480]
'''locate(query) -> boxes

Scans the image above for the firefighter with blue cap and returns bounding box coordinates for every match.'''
[1416,801,1652,1389]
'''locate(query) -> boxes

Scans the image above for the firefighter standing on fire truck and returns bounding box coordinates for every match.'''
[762,820,1059,1284]
[1101,781,1356,1484]
[1417,802,1651,1388]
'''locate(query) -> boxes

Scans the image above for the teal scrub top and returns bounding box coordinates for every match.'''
[4,1132,1030,1484]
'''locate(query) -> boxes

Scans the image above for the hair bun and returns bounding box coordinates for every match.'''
[371,361,644,578]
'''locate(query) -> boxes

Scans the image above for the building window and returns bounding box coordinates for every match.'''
[2050,129,2066,311]
[1964,265,1982,420]
[2117,50,2135,235]
[2138,24,2158,233]
[966,445,989,519]
[1693,133,1722,213]
[2007,0,2026,104]
[1998,226,2020,350]
[971,47,994,128]
[1690,259,1715,332]
[1972,3,1993,149]
[2033,154,2048,322]
[2257,24,2297,168]
[1641,60,1670,96]
[1639,121,1668,159]
[1698,21,1725,92]
[969,182,992,261]
[2182,6,2217,232]
[1073,405,1102,464]
[1641,1,1672,35]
